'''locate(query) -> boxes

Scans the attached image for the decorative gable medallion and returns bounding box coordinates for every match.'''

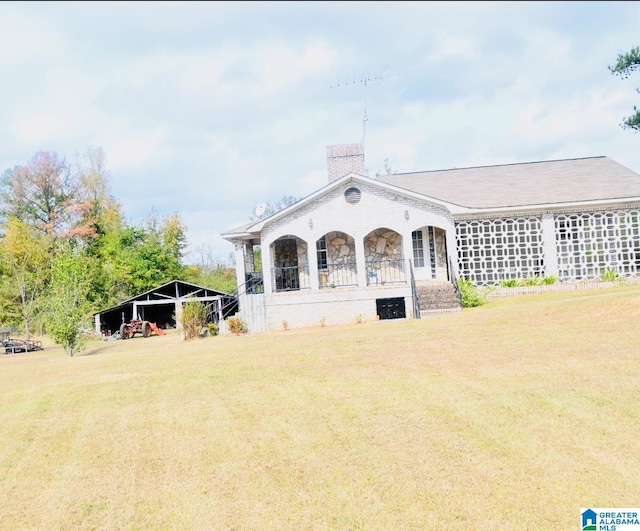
[344,187,361,205]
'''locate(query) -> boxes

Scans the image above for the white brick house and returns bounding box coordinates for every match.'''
[222,143,640,332]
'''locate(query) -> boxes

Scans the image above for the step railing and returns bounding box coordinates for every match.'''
[448,256,463,307]
[409,260,421,319]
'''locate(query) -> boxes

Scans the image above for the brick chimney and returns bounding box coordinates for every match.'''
[326,143,365,182]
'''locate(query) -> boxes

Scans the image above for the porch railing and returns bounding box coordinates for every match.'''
[318,262,358,288]
[244,271,264,294]
[272,265,310,292]
[271,260,408,291]
[366,259,406,285]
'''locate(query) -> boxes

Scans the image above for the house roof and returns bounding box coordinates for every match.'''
[220,172,459,241]
[221,155,640,243]
[378,156,640,209]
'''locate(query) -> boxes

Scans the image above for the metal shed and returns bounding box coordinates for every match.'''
[93,280,238,336]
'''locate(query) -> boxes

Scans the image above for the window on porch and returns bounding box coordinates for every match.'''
[412,230,425,267]
[318,232,358,288]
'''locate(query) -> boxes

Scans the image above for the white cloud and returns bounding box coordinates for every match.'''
[1,1,640,262]
[106,126,169,172]
[0,8,64,67]
[12,112,72,143]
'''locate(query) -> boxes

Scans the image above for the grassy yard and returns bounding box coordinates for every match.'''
[1,283,639,530]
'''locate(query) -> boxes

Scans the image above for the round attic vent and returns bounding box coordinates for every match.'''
[344,187,361,205]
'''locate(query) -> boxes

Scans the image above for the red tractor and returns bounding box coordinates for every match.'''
[119,318,165,340]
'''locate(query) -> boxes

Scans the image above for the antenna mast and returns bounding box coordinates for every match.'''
[330,65,394,148]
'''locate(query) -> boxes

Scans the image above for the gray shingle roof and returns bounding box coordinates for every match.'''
[378,156,640,209]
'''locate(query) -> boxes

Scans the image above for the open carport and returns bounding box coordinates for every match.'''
[93,280,238,336]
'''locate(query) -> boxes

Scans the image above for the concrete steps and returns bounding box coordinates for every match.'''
[415,281,462,316]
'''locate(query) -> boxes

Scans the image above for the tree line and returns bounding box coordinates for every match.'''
[0,147,235,355]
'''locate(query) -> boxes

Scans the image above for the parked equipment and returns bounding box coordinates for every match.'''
[2,331,44,354]
[119,318,165,340]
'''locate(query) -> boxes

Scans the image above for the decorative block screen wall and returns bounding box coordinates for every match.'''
[456,217,544,286]
[555,210,640,281]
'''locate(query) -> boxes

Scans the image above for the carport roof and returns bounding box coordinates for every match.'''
[94,279,235,317]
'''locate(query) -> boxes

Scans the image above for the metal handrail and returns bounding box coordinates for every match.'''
[449,256,463,306]
[409,259,421,319]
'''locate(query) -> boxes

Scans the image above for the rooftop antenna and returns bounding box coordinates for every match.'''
[330,65,395,148]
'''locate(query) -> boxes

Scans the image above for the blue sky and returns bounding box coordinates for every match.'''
[1,1,639,263]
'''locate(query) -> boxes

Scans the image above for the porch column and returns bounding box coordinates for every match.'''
[234,242,247,292]
[261,241,274,294]
[308,238,320,291]
[174,301,183,329]
[355,236,367,287]
[541,213,559,277]
[444,225,459,280]
[402,229,414,278]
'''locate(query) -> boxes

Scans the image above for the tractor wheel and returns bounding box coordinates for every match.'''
[141,321,151,338]
[119,323,130,340]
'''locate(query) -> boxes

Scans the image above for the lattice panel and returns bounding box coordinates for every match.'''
[555,210,640,281]
[456,217,544,286]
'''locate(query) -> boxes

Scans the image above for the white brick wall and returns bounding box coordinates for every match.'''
[264,285,413,330]
[262,179,454,254]
[243,178,450,330]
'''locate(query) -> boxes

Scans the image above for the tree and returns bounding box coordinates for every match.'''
[375,158,397,178]
[74,146,124,245]
[142,209,189,263]
[45,241,93,357]
[0,151,79,237]
[183,244,237,293]
[249,195,299,221]
[179,299,207,341]
[609,46,640,131]
[0,148,122,244]
[0,217,52,339]
[97,220,186,299]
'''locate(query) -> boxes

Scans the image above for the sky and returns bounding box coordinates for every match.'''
[1,1,640,264]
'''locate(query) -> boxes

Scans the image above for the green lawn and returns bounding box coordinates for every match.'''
[1,283,639,530]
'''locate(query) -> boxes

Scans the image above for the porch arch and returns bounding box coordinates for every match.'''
[270,235,309,292]
[316,231,358,288]
[363,228,406,285]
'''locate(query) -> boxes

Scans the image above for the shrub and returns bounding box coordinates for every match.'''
[207,322,219,337]
[227,316,247,335]
[500,276,552,287]
[180,300,207,340]
[601,268,621,282]
[542,275,558,285]
[456,278,488,307]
